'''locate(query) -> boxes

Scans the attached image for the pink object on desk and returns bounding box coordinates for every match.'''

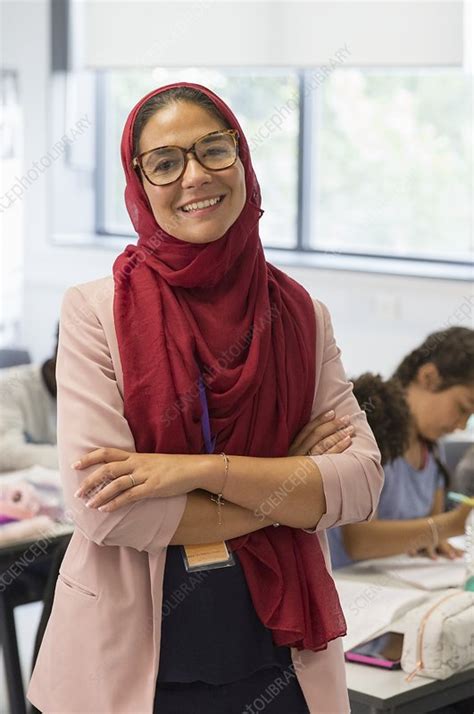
[0,481,41,520]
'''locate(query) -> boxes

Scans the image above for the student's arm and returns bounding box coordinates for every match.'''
[426,487,463,558]
[340,503,471,560]
[430,487,445,515]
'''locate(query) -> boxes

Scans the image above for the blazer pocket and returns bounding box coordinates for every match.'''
[58,572,98,598]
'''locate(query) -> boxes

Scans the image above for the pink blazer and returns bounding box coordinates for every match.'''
[27,276,383,714]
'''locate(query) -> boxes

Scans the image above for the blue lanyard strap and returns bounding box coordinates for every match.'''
[198,373,216,455]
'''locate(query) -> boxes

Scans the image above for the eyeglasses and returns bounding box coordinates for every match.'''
[132,129,239,186]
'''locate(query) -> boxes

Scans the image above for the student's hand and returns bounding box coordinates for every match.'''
[407,540,464,560]
[72,448,201,512]
[447,502,473,536]
[407,546,439,560]
[288,410,354,457]
[436,540,464,560]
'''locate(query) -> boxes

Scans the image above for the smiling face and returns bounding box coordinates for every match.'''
[406,363,474,441]
[136,101,246,244]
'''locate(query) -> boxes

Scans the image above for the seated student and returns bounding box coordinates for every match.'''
[0,327,58,472]
[328,326,474,569]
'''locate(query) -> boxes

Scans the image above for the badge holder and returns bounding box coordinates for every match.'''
[181,372,236,573]
[182,542,236,573]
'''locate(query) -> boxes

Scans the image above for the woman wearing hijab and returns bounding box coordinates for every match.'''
[27,83,383,714]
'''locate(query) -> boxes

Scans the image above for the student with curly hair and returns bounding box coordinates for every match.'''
[351,372,411,466]
[328,327,474,569]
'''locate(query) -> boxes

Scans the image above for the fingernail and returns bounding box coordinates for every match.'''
[343,425,355,434]
[74,489,81,498]
[71,461,81,469]
[85,500,93,508]
[98,506,107,512]
[340,415,350,425]
[322,410,334,419]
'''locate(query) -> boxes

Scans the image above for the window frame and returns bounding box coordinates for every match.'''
[91,69,472,279]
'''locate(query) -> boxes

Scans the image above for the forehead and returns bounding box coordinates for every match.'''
[138,101,227,153]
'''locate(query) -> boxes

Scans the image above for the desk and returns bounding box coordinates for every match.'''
[347,659,474,713]
[0,525,73,714]
[335,566,474,714]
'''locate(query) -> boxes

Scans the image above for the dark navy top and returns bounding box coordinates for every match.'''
[157,374,293,684]
[157,545,293,684]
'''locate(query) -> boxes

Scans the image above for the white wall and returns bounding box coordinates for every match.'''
[83,1,463,68]
[1,0,472,373]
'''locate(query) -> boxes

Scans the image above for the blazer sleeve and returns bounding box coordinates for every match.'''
[57,286,187,552]
[304,300,384,532]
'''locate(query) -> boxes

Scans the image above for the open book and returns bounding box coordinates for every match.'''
[334,577,429,652]
[351,552,466,591]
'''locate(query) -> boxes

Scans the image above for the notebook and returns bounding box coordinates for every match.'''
[352,553,466,590]
[334,577,429,651]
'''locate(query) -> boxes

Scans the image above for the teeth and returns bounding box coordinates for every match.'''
[182,196,222,212]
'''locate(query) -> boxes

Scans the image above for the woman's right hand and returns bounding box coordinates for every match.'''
[288,410,354,457]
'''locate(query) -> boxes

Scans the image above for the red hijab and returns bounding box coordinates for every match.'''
[113,82,346,651]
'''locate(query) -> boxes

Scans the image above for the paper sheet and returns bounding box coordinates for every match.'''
[352,554,466,590]
[0,464,60,485]
[334,577,428,651]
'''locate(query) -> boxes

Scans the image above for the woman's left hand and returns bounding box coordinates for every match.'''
[72,448,200,512]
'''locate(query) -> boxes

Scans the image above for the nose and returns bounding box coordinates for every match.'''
[180,153,212,189]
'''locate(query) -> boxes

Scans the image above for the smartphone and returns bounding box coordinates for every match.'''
[345,632,403,670]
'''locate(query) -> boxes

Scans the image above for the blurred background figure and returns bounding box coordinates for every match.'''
[0,325,58,472]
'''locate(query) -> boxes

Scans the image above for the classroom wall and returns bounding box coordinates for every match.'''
[1,0,472,376]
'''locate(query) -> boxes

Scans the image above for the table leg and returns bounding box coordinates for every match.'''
[0,592,27,714]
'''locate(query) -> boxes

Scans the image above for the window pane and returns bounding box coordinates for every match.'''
[309,69,472,262]
[100,69,299,249]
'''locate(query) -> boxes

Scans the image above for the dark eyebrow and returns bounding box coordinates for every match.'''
[151,145,177,153]
[199,133,226,144]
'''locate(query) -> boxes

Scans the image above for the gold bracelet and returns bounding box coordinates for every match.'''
[219,452,230,495]
[210,453,230,526]
[427,517,439,549]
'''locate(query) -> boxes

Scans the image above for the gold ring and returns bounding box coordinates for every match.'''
[128,474,136,488]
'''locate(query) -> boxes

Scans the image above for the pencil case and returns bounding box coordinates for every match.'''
[401,589,474,680]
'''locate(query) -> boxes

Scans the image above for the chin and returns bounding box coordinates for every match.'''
[175,230,226,245]
[424,431,443,442]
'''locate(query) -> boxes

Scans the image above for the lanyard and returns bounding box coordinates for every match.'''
[198,373,216,455]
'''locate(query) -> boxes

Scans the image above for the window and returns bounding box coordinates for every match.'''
[52,67,472,271]
[308,69,472,263]
[0,69,23,347]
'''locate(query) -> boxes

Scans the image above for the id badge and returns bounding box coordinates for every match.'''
[181,541,236,573]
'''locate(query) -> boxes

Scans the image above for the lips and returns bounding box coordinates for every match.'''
[179,195,225,213]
